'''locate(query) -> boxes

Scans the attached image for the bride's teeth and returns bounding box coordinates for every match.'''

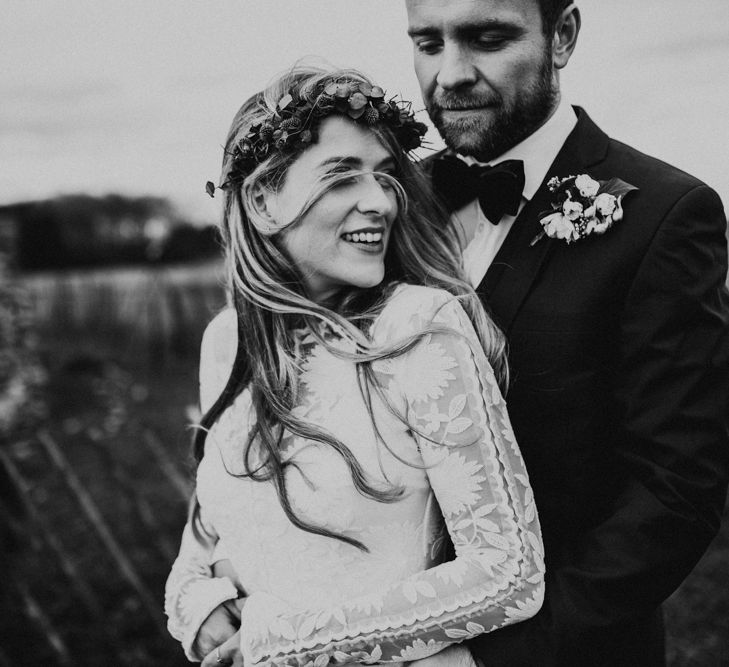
[342,231,383,244]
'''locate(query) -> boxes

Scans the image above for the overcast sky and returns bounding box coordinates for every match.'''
[3,0,728,222]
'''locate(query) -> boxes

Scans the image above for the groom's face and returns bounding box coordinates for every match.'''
[406,0,558,161]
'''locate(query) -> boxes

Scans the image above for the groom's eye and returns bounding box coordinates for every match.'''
[473,35,509,51]
[414,38,443,55]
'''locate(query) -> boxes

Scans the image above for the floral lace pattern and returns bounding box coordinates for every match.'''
[165,285,544,665]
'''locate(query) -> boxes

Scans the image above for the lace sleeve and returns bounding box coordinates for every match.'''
[164,309,240,661]
[238,290,545,665]
[164,517,239,661]
[199,308,237,415]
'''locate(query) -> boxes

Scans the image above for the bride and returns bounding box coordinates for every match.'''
[165,65,544,666]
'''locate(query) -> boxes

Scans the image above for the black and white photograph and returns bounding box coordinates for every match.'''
[2,1,728,665]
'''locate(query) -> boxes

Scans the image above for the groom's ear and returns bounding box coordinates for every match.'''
[552,3,581,70]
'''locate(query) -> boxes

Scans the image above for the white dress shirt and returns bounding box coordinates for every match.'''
[456,99,578,287]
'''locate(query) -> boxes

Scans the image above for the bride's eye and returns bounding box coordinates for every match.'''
[327,167,359,187]
[375,172,397,190]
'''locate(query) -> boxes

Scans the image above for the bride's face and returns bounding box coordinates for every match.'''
[263,116,399,303]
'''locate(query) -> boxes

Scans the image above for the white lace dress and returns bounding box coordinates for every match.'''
[165,285,544,665]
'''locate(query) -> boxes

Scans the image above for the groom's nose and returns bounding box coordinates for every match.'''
[436,43,479,90]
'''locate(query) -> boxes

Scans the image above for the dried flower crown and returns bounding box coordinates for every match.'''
[207,81,428,196]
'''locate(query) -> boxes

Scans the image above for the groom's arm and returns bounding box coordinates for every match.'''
[469,184,729,665]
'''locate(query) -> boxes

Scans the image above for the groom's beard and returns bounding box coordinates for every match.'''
[427,56,558,163]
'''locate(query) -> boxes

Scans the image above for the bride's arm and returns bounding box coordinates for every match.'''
[165,514,240,660]
[165,309,241,660]
[238,291,545,665]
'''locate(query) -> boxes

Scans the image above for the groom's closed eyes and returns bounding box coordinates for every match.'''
[408,20,527,55]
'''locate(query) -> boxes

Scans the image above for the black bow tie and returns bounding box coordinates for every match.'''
[431,155,526,224]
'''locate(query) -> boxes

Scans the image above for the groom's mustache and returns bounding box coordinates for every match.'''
[429,90,502,112]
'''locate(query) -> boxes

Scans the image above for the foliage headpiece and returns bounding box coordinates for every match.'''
[207,81,428,196]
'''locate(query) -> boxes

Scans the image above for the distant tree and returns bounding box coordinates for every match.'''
[159,225,220,263]
[1,195,219,270]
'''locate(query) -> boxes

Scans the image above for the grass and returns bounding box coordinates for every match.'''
[2,262,226,665]
[2,261,727,665]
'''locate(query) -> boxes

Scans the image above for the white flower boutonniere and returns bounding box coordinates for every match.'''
[531,174,638,246]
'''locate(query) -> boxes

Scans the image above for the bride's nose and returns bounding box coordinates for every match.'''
[355,174,397,218]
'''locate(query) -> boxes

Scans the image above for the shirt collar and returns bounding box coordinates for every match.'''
[460,98,577,201]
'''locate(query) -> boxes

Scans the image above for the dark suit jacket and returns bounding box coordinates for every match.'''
[431,108,729,666]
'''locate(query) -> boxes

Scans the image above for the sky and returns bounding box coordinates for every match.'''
[3,0,729,223]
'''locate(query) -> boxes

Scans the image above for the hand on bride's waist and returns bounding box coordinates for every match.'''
[194,560,246,660]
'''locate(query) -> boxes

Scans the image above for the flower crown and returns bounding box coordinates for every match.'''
[208,81,428,196]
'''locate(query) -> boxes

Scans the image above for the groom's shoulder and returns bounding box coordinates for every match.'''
[571,110,725,252]
[598,134,726,231]
[562,107,717,210]
[602,135,707,195]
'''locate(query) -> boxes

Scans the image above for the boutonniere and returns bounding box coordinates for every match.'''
[531,174,638,246]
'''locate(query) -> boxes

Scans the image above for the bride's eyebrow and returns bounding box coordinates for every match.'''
[318,156,396,172]
[318,156,361,170]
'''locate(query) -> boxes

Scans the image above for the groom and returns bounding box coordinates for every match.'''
[406,0,729,665]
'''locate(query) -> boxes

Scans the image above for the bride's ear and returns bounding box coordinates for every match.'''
[249,183,280,236]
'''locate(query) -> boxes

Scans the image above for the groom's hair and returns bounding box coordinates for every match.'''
[538,0,573,36]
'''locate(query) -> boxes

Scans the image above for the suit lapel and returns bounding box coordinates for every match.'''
[477,108,611,332]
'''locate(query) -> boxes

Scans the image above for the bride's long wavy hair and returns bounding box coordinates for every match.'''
[192,65,508,550]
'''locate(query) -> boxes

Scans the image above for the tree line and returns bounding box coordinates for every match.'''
[0,194,220,270]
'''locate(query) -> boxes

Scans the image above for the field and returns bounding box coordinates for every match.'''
[1,262,226,666]
[1,262,728,666]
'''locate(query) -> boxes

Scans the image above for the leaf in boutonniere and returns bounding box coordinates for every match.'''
[597,178,639,199]
[555,175,577,192]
